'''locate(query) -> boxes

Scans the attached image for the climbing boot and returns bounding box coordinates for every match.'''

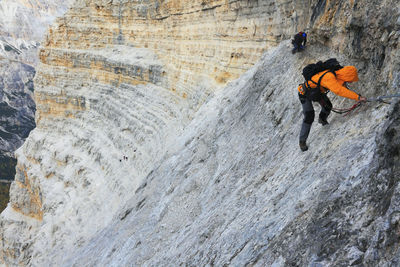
[318,117,329,126]
[299,140,308,152]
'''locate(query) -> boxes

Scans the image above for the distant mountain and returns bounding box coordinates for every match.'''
[0,0,73,64]
[0,59,35,155]
[0,0,74,211]
[0,0,74,157]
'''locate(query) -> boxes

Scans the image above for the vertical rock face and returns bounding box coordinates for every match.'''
[307,0,400,94]
[41,0,309,109]
[0,60,36,178]
[0,0,399,266]
[0,60,35,151]
[0,60,36,212]
[0,0,74,212]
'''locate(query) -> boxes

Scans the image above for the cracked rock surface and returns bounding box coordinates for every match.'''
[0,0,399,266]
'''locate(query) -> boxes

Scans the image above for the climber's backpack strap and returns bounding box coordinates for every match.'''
[303,70,334,101]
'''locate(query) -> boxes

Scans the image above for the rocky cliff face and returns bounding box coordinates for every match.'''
[0,0,73,207]
[1,0,399,266]
[0,59,35,165]
[39,0,308,112]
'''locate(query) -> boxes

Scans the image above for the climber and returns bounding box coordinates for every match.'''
[292,31,307,54]
[298,61,367,152]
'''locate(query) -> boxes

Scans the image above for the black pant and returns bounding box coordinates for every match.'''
[299,93,332,142]
[292,41,304,53]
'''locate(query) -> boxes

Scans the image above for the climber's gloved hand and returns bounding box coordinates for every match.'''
[358,95,367,102]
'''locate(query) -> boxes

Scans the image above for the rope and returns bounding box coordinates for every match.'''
[331,93,400,116]
[332,102,362,116]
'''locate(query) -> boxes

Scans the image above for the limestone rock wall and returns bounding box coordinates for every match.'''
[0,0,74,161]
[42,0,311,109]
[0,0,399,266]
[306,0,400,96]
[0,0,75,213]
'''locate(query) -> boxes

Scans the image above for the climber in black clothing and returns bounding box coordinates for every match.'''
[292,31,307,54]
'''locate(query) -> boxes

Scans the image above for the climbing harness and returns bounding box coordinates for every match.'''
[332,93,400,116]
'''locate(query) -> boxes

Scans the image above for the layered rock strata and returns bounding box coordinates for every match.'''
[0,0,74,211]
[42,0,311,109]
[0,0,399,266]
